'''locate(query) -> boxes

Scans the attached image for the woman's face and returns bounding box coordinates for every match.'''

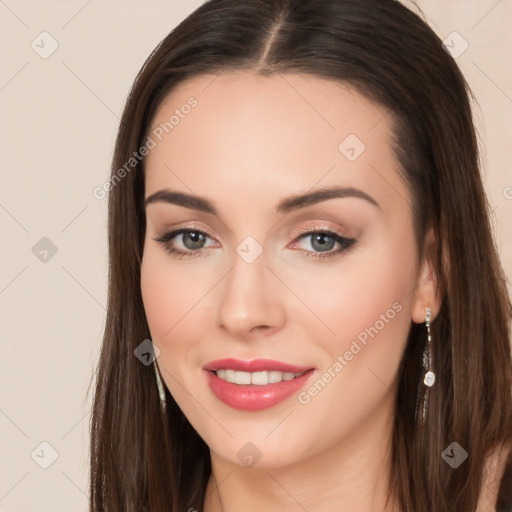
[141,70,431,468]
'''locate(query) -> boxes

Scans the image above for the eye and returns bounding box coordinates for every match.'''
[153,228,215,259]
[291,227,356,259]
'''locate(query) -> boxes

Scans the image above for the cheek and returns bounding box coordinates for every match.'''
[140,255,176,340]
[140,247,209,343]
[282,229,417,365]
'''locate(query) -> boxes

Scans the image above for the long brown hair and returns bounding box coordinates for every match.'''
[89,1,512,510]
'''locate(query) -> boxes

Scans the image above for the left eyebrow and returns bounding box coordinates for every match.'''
[275,186,381,214]
[144,185,381,214]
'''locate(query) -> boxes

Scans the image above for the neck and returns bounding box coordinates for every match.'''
[203,391,399,512]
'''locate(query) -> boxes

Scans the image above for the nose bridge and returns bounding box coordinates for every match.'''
[216,238,284,335]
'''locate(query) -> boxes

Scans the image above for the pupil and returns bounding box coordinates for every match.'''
[185,231,205,249]
[312,233,334,252]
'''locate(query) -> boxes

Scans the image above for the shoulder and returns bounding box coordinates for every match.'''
[476,441,512,512]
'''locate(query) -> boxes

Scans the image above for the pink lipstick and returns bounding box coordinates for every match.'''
[203,358,315,411]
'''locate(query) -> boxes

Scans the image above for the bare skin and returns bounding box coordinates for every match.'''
[139,70,504,511]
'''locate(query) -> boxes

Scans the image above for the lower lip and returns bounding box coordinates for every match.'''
[205,369,315,411]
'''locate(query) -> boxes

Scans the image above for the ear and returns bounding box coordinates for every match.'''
[411,227,442,324]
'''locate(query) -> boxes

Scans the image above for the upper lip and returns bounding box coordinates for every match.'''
[203,358,314,373]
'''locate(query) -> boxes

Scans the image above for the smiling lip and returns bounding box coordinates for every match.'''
[203,358,314,373]
[203,358,316,411]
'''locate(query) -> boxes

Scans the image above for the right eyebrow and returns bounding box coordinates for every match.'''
[145,189,217,214]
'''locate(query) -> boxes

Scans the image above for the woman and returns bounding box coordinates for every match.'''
[89,0,512,510]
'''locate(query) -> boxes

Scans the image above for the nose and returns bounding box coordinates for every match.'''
[216,246,286,339]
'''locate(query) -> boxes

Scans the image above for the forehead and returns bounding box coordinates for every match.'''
[144,70,408,214]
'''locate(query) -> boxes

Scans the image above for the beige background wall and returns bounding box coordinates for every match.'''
[0,1,510,511]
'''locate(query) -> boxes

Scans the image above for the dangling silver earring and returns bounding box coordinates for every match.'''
[153,359,167,413]
[423,307,435,387]
[416,307,435,423]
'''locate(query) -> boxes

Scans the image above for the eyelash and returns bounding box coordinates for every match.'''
[153,226,356,260]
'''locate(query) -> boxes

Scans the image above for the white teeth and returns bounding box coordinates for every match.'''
[224,369,236,383]
[250,371,268,385]
[235,371,251,385]
[215,369,306,385]
[269,371,284,383]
